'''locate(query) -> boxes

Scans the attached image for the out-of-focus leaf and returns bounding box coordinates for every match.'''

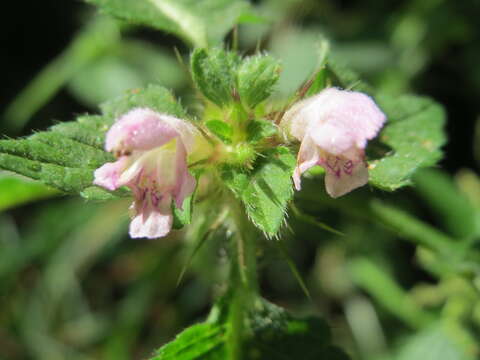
[369,94,446,191]
[349,257,434,329]
[331,42,394,74]
[68,41,185,107]
[85,0,251,47]
[396,322,478,360]
[413,168,476,239]
[237,54,281,108]
[0,173,59,211]
[190,48,239,107]
[172,192,194,230]
[369,200,455,256]
[270,29,324,97]
[3,17,119,132]
[326,55,373,93]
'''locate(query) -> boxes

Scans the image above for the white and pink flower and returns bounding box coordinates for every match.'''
[281,87,386,197]
[94,108,204,239]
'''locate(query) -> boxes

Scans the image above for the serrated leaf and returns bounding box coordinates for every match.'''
[220,165,250,198]
[243,147,296,236]
[191,48,239,107]
[246,119,277,143]
[237,54,281,108]
[205,120,233,144]
[152,298,350,360]
[152,322,227,360]
[0,85,187,201]
[222,147,296,237]
[369,94,446,191]
[85,0,250,47]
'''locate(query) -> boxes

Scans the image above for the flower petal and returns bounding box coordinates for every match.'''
[93,156,130,191]
[294,135,320,190]
[322,154,368,198]
[281,88,386,152]
[129,194,173,239]
[106,108,179,153]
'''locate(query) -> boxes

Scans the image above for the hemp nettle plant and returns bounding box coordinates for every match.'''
[7,1,480,360]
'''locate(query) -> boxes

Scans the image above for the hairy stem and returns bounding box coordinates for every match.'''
[226,198,258,360]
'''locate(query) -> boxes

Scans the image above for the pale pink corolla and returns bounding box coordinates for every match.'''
[281,87,386,198]
[94,108,201,239]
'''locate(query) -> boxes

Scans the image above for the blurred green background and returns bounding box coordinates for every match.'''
[1,0,480,359]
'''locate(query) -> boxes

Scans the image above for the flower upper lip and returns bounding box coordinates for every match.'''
[280,87,386,197]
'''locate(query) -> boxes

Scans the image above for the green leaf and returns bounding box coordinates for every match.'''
[205,120,233,144]
[221,147,296,237]
[191,48,239,107]
[0,173,59,211]
[172,193,194,230]
[237,54,281,108]
[68,40,186,107]
[242,147,296,237]
[413,168,477,239]
[0,85,186,199]
[246,119,277,143]
[349,257,434,329]
[305,67,328,97]
[247,300,348,360]
[326,55,373,93]
[220,165,250,198]
[152,322,227,359]
[270,29,324,97]
[369,94,446,191]
[85,0,250,47]
[80,186,130,201]
[101,84,187,120]
[152,298,350,360]
[396,322,478,360]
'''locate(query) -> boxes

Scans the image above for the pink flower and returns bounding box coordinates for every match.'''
[281,88,386,198]
[94,108,202,239]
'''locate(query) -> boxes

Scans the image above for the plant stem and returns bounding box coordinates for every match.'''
[226,198,258,360]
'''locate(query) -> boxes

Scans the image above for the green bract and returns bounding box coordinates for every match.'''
[191,48,240,107]
[237,54,281,109]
